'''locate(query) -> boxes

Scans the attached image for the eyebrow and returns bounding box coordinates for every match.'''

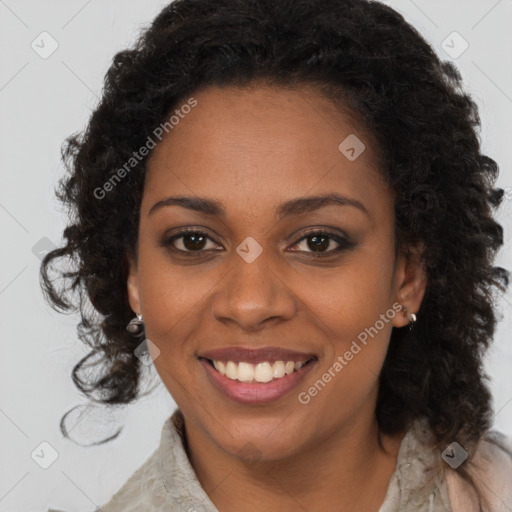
[148,193,370,220]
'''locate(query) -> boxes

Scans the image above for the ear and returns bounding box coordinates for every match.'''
[391,243,427,329]
[126,253,142,315]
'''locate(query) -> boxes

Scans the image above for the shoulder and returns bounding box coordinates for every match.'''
[96,409,211,512]
[445,429,512,512]
[102,446,164,511]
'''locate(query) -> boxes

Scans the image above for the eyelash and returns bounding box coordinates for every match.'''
[160,227,354,258]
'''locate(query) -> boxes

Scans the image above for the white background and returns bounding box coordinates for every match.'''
[1,1,511,511]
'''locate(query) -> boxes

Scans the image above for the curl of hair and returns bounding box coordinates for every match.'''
[40,0,509,506]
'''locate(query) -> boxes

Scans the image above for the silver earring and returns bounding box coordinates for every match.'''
[401,305,417,330]
[126,314,144,336]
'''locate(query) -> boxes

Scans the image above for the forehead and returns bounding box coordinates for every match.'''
[143,84,391,222]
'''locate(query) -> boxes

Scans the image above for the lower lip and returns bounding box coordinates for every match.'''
[199,358,317,405]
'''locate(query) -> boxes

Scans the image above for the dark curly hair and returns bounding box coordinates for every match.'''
[40,0,509,506]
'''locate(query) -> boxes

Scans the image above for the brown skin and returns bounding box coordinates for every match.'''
[127,83,427,512]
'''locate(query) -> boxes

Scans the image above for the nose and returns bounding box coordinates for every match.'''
[210,247,297,332]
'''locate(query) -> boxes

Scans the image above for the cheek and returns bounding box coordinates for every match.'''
[135,245,212,357]
[136,252,208,402]
[306,250,395,339]
[303,248,395,390]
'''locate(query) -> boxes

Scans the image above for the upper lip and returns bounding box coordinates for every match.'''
[198,346,317,364]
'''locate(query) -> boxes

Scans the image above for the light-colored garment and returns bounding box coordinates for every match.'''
[49,409,512,512]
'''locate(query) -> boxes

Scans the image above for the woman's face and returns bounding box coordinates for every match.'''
[127,83,426,461]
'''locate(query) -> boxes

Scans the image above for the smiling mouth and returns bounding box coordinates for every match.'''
[200,357,317,383]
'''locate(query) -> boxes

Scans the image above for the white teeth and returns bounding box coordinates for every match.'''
[273,361,285,378]
[210,359,310,383]
[285,361,295,375]
[225,361,238,379]
[254,362,273,383]
[238,362,254,382]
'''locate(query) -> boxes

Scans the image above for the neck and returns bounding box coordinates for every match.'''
[184,406,405,512]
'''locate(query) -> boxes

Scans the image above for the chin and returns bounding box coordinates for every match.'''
[211,415,313,462]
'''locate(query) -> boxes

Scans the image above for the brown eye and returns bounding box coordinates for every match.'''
[290,230,354,256]
[304,234,332,252]
[162,229,219,254]
[180,232,208,251]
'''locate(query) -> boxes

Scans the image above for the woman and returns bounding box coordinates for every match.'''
[42,0,512,510]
